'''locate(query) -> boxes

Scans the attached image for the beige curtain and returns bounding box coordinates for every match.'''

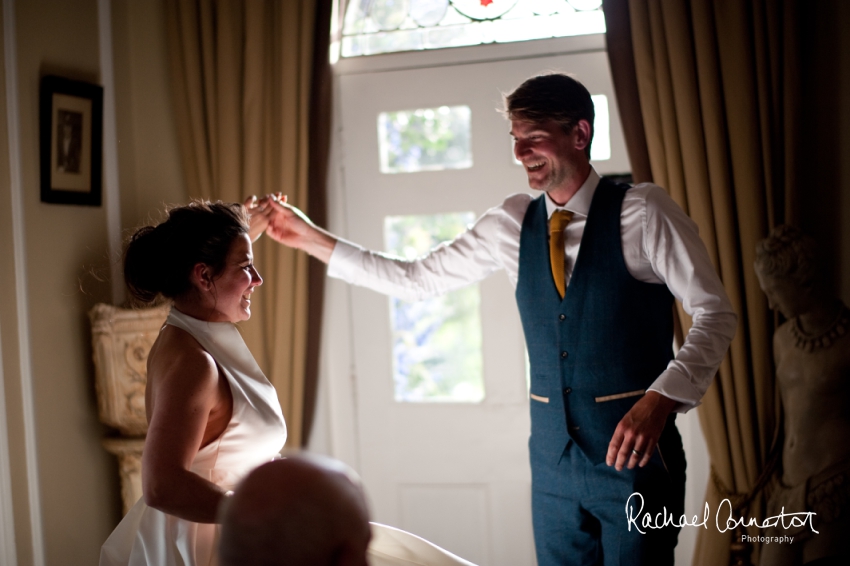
[604,0,802,563]
[165,0,329,448]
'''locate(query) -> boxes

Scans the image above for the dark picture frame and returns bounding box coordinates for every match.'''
[39,75,103,206]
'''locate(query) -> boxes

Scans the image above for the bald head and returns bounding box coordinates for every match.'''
[219,454,371,566]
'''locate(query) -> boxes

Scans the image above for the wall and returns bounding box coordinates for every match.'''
[14,0,117,563]
[112,0,186,237]
[0,0,185,564]
[0,3,35,564]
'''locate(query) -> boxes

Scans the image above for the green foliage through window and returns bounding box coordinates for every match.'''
[378,106,472,174]
[385,212,484,402]
[338,0,606,58]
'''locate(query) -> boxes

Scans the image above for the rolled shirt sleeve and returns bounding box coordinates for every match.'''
[326,197,526,302]
[638,185,737,411]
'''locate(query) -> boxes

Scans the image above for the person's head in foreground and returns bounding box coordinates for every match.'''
[219,454,372,566]
[754,224,823,319]
[124,200,261,322]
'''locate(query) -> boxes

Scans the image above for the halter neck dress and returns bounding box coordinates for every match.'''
[100,308,287,566]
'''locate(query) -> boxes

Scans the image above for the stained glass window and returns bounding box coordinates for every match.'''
[384,212,485,402]
[378,105,472,174]
[339,0,605,58]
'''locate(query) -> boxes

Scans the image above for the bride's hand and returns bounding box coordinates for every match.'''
[264,193,337,263]
[264,194,314,248]
[244,195,274,242]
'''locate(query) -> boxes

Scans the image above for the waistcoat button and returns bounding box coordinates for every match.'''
[561,351,568,359]
[559,314,566,321]
[563,387,572,395]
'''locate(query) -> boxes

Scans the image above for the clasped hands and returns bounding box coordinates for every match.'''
[243,193,336,263]
[243,193,310,245]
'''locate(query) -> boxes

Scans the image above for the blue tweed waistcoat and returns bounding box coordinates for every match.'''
[516,178,675,466]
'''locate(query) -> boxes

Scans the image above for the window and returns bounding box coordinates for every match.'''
[384,212,484,402]
[339,0,605,58]
[589,94,610,161]
[378,105,473,173]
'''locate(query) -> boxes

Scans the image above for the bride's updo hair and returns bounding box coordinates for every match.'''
[124,200,250,303]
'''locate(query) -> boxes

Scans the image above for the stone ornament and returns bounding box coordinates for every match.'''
[755,225,850,565]
[102,437,146,516]
[89,303,168,436]
[790,304,849,352]
[90,303,168,514]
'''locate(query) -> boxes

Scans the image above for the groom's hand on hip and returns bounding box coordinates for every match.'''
[606,391,677,471]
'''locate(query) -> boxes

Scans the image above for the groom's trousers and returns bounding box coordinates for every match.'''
[531,436,686,566]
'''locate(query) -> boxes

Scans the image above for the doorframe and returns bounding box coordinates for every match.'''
[312,31,612,467]
[0,321,18,566]
[309,31,710,565]
[1,0,44,563]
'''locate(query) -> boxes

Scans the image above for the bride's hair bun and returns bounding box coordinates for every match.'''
[124,200,249,303]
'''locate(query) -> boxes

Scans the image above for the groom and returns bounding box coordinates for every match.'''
[260,73,736,565]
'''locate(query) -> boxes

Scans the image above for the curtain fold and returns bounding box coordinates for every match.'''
[165,0,330,448]
[304,0,333,443]
[603,0,801,563]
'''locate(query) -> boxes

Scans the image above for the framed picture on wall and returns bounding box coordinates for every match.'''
[39,75,103,206]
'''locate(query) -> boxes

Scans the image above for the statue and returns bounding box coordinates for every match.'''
[755,225,850,565]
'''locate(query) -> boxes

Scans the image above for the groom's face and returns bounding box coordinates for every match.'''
[511,118,586,194]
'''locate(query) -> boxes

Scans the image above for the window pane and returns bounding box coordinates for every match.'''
[378,106,472,174]
[384,212,484,403]
[589,94,610,161]
[340,0,605,58]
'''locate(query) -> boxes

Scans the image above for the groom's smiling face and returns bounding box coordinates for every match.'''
[510,118,590,197]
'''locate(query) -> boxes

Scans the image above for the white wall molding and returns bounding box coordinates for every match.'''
[0,323,17,566]
[98,0,123,305]
[2,0,45,563]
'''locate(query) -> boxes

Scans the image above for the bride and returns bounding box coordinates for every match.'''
[100,199,286,565]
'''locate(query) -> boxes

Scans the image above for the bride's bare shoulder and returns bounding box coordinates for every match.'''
[147,325,217,391]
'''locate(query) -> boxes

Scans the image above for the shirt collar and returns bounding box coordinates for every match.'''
[544,167,600,219]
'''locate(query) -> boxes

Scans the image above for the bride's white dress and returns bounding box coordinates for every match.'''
[100,308,287,566]
[369,523,477,565]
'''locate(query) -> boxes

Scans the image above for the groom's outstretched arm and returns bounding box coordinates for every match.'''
[257,193,509,303]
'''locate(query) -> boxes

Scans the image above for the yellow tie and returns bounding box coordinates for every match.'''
[549,210,573,299]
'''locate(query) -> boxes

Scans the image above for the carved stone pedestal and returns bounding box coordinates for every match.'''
[102,437,146,515]
[90,303,169,514]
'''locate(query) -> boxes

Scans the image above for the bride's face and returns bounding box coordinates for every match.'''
[207,233,262,322]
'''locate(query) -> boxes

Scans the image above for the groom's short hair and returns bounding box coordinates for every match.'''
[504,72,595,158]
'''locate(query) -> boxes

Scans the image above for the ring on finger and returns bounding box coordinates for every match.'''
[631,448,643,458]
